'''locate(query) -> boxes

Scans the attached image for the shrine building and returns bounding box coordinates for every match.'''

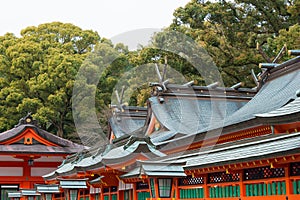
[8,50,300,200]
[0,113,85,200]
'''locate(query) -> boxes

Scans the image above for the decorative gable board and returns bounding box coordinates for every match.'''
[0,128,58,146]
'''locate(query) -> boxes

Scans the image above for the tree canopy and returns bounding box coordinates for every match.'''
[170,0,300,86]
[0,22,100,140]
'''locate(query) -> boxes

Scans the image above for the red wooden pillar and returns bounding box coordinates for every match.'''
[118,189,123,200]
[100,187,104,200]
[173,178,179,199]
[133,183,137,200]
[285,166,292,196]
[23,159,31,189]
[154,178,159,199]
[204,174,209,198]
[89,190,93,200]
[239,170,245,198]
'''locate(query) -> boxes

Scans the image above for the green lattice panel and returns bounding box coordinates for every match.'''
[180,188,204,199]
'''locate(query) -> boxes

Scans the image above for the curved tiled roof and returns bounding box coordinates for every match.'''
[223,62,300,128]
[185,131,300,169]
[257,99,300,118]
[46,56,300,181]
[109,106,147,138]
[0,114,86,153]
[0,144,84,154]
[43,136,166,180]
[148,56,300,148]
[150,132,300,170]
[149,93,249,143]
[0,124,84,149]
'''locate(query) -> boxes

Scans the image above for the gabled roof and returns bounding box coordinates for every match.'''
[121,160,186,179]
[43,147,102,179]
[255,94,300,124]
[185,132,300,169]
[43,136,166,180]
[148,84,255,143]
[8,192,21,198]
[35,184,60,193]
[21,189,41,196]
[154,56,300,148]
[148,132,300,171]
[45,55,300,183]
[109,106,147,138]
[0,113,86,154]
[59,179,88,189]
[221,56,300,129]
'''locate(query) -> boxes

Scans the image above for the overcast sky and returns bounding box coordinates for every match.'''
[0,0,190,39]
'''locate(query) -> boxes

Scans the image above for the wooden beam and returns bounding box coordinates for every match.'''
[257,42,272,63]
[288,50,300,56]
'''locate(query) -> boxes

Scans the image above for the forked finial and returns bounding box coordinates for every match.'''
[150,56,170,93]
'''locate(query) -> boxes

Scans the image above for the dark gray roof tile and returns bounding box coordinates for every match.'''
[109,106,147,138]
[0,124,85,150]
[223,68,300,128]
[256,97,300,118]
[0,144,84,154]
[149,96,247,143]
[185,132,300,169]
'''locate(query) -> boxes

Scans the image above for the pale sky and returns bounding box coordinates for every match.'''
[0,0,190,39]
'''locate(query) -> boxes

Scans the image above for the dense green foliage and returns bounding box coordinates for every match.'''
[170,0,300,86]
[0,22,100,140]
[0,0,299,142]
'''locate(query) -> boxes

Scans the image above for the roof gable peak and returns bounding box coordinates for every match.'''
[15,112,38,128]
[0,127,58,146]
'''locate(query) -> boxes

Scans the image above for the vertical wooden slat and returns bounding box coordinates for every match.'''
[282,181,286,195]
[293,180,297,194]
[263,183,267,196]
[225,186,229,197]
[253,184,258,196]
[219,186,223,198]
[216,187,219,198]
[258,183,263,196]
[249,184,253,196]
[233,185,237,197]
[246,184,250,196]
[272,182,276,195]
[189,188,193,198]
[267,183,272,195]
[222,186,225,197]
[277,181,282,195]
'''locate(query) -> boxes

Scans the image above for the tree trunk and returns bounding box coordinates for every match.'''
[57,123,64,138]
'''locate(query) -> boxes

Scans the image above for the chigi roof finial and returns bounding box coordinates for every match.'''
[15,112,38,127]
[110,86,127,121]
[150,56,170,97]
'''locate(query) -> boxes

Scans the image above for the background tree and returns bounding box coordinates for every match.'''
[170,0,300,86]
[0,22,100,141]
